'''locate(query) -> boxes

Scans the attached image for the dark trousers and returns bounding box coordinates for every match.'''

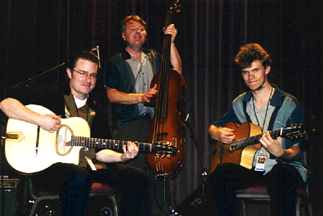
[30,163,150,216]
[208,162,306,216]
[113,116,152,171]
[114,116,169,216]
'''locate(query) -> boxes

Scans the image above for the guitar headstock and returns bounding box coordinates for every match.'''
[281,124,307,141]
[152,141,177,156]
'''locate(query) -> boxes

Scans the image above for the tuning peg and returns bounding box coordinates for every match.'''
[173,0,181,13]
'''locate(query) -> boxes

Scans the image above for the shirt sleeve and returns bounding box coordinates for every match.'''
[212,105,242,127]
[104,59,120,90]
[284,103,309,152]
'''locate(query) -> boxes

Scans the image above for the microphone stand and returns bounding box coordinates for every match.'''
[12,45,100,90]
[11,63,66,90]
[184,109,209,213]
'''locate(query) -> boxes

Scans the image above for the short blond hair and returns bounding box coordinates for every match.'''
[121,15,147,33]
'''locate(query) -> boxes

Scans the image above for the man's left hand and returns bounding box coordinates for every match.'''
[259,131,284,158]
[121,141,139,162]
[163,24,177,43]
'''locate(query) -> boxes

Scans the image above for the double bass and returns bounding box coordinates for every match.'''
[147,0,186,178]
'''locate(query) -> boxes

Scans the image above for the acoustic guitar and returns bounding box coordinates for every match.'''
[210,121,306,173]
[5,104,176,174]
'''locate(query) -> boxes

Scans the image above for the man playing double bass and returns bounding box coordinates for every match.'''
[105,15,182,170]
[104,15,182,215]
[208,43,309,216]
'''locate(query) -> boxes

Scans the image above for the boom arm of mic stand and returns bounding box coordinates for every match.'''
[11,62,66,89]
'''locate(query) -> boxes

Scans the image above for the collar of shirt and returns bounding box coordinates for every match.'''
[242,83,283,107]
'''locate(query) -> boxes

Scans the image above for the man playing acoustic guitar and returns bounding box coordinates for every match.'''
[2,50,150,216]
[208,43,309,216]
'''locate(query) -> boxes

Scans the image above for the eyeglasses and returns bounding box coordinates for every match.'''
[72,69,98,79]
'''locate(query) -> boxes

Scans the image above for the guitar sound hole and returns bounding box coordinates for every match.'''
[56,125,73,156]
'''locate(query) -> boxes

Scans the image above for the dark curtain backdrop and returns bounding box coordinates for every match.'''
[1,0,322,215]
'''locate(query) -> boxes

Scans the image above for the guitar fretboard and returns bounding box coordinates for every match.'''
[67,136,153,152]
[232,129,281,150]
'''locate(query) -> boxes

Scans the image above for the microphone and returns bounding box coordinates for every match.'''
[91,45,101,68]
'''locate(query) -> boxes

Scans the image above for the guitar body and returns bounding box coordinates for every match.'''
[5,105,177,175]
[5,104,90,174]
[210,122,262,173]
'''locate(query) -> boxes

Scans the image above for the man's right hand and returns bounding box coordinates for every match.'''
[36,114,61,133]
[209,125,235,144]
[140,84,158,103]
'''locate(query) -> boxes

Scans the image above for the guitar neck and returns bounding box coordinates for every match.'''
[68,137,153,152]
[233,128,281,150]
